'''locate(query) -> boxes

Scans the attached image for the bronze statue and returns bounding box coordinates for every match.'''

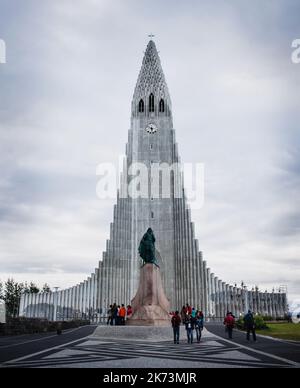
[138,228,159,267]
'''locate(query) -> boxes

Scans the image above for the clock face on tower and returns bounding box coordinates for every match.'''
[146,123,158,134]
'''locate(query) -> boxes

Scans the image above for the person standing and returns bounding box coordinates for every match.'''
[223,312,235,339]
[107,305,113,326]
[115,305,121,325]
[195,311,204,343]
[244,310,257,342]
[185,315,195,344]
[126,305,133,320]
[186,304,192,316]
[119,304,126,326]
[171,311,181,344]
[191,308,197,319]
[111,303,117,326]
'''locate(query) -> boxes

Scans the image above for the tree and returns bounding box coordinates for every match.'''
[0,280,4,301]
[29,282,40,294]
[42,284,51,293]
[4,279,25,318]
[0,279,45,319]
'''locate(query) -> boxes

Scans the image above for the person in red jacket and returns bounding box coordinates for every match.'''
[224,312,235,339]
[186,304,192,316]
[126,305,133,320]
[171,311,182,344]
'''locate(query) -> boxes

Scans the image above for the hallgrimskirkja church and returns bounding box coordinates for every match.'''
[19,41,287,321]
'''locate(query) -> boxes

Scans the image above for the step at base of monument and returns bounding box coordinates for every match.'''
[92,326,213,342]
[92,325,175,342]
[126,319,170,327]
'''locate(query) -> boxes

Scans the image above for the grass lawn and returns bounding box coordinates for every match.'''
[256,323,300,341]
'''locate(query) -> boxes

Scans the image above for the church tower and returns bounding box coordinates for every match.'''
[97,39,204,310]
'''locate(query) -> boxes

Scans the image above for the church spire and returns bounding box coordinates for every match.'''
[132,40,172,118]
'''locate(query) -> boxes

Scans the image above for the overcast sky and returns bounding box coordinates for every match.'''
[0,0,299,303]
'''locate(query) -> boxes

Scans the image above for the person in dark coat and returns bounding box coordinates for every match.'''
[195,311,204,343]
[185,315,195,344]
[181,306,187,323]
[244,310,257,342]
[171,311,181,344]
[107,305,113,326]
[110,303,117,326]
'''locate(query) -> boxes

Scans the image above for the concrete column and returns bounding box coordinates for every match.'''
[177,199,183,307]
[61,290,65,320]
[222,282,226,317]
[33,293,38,318]
[206,268,211,318]
[210,273,215,319]
[195,253,201,311]
[67,288,71,320]
[38,293,42,318]
[228,286,233,315]
[85,280,89,318]
[90,273,95,321]
[232,286,237,317]
[70,287,75,319]
[202,261,207,316]
[53,291,58,322]
[214,277,218,319]
[82,280,87,318]
[45,292,50,320]
[23,293,28,317]
[102,253,108,315]
[73,286,77,318]
[24,293,29,317]
[218,280,223,319]
[94,269,99,320]
[19,293,25,317]
[98,264,103,316]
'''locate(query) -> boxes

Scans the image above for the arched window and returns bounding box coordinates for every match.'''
[159,99,165,113]
[149,94,155,113]
[138,99,144,113]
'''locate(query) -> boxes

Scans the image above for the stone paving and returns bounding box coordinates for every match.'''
[2,326,298,369]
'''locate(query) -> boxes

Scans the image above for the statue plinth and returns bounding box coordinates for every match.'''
[127,264,171,326]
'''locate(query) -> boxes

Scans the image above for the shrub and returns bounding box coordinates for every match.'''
[254,315,267,330]
[262,315,273,322]
[236,314,267,330]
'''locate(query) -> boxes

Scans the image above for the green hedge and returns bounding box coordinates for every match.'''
[0,318,90,336]
[236,315,267,330]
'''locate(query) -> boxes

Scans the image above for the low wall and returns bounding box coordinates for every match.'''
[0,318,90,336]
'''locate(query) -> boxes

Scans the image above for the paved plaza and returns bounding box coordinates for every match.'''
[1,325,299,369]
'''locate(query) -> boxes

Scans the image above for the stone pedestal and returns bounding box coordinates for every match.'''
[127,264,171,326]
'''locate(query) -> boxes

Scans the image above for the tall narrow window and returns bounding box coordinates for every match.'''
[149,94,155,113]
[138,99,144,113]
[159,99,165,113]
